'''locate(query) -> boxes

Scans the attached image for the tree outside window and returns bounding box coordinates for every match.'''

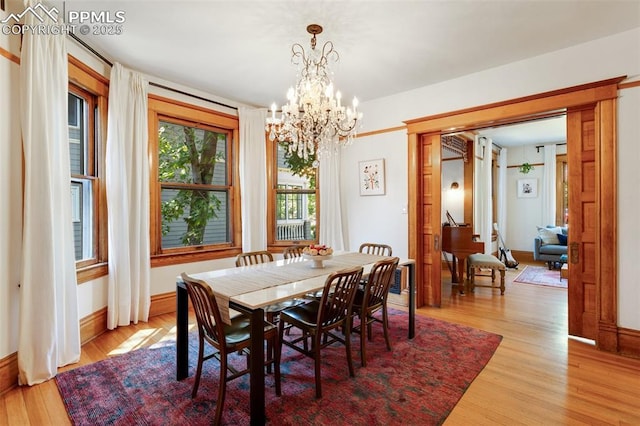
[158,119,231,248]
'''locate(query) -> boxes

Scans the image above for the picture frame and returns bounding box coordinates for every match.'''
[517,178,537,198]
[359,158,385,196]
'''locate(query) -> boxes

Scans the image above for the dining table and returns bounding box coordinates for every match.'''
[175,251,416,425]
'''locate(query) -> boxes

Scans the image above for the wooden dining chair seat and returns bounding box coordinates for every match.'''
[180,273,281,425]
[235,250,305,365]
[277,266,364,399]
[351,257,400,367]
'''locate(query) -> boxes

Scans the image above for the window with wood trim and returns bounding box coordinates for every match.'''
[148,97,240,264]
[68,57,109,283]
[267,141,318,247]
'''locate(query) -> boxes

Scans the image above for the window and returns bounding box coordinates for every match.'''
[68,56,109,282]
[149,97,240,264]
[268,142,318,245]
[68,89,95,263]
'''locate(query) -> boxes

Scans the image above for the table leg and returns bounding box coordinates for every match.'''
[176,281,189,380]
[249,307,266,425]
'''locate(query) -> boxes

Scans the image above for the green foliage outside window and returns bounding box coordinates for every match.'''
[159,122,227,247]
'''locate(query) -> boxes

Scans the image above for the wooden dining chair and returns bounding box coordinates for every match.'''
[235,250,303,365]
[235,250,274,266]
[276,266,364,399]
[180,273,281,425]
[351,257,400,367]
[283,244,304,259]
[359,242,393,256]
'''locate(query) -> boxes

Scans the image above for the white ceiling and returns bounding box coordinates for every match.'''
[477,116,567,147]
[56,0,640,111]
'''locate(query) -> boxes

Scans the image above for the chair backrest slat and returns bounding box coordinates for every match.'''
[236,250,274,267]
[318,266,363,328]
[283,245,304,259]
[181,273,224,347]
[365,257,400,309]
[359,242,393,256]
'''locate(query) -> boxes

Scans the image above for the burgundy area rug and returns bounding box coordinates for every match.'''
[56,309,502,425]
[514,265,567,288]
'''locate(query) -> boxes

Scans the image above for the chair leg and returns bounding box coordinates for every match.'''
[273,329,282,396]
[192,336,205,398]
[359,313,367,367]
[214,354,228,426]
[313,334,323,399]
[344,321,355,379]
[266,312,275,374]
[276,317,286,383]
[382,306,392,351]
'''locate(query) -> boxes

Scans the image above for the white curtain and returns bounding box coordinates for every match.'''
[18,1,81,385]
[238,107,268,251]
[474,136,493,255]
[496,147,508,246]
[319,146,345,251]
[541,144,557,225]
[106,63,150,329]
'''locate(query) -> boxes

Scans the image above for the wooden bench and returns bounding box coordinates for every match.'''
[466,254,506,295]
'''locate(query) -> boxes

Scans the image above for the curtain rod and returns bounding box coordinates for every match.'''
[69,33,239,111]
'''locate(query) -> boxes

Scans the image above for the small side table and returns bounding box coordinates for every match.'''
[561,263,569,280]
[560,254,569,280]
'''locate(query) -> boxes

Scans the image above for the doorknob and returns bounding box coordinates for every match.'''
[434,235,440,251]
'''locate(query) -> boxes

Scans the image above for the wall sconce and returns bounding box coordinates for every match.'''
[450,182,460,190]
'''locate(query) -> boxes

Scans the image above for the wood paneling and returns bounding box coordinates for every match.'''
[567,107,598,340]
[596,98,618,352]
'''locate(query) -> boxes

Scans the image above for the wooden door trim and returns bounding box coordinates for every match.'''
[596,98,618,352]
[405,78,620,353]
[405,77,624,135]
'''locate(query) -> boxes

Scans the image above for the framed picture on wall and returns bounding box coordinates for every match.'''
[517,178,538,198]
[359,158,385,196]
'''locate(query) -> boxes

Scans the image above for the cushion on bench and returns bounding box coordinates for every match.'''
[468,254,505,270]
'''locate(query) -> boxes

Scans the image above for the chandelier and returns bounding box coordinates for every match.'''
[265,24,363,165]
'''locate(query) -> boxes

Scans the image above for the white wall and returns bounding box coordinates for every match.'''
[339,131,409,259]
[617,86,640,328]
[349,28,640,329]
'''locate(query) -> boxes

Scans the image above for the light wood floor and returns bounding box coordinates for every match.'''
[2,263,640,425]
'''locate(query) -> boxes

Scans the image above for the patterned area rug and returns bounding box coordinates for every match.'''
[56,310,502,425]
[514,265,567,288]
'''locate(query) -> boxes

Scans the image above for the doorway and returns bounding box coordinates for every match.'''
[405,77,622,349]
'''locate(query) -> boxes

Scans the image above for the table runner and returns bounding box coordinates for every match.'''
[195,252,389,323]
